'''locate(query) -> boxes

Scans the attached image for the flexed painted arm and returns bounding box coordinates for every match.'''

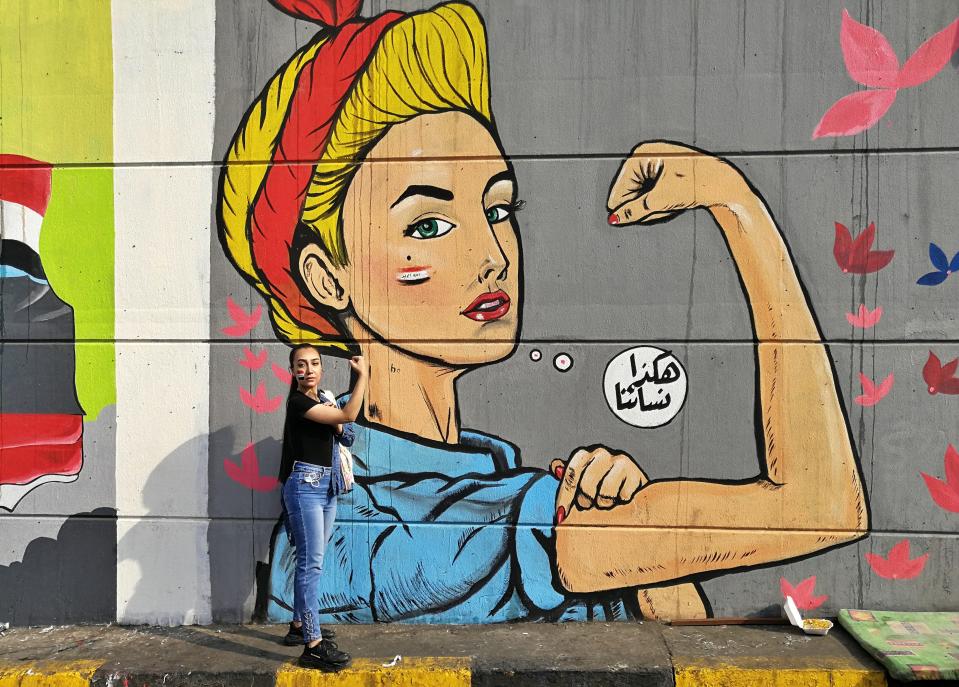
[556,142,868,592]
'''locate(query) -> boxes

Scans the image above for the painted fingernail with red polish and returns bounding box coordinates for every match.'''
[608,213,620,225]
[556,506,566,525]
[554,465,565,480]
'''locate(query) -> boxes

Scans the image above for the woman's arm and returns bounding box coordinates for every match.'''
[556,142,868,593]
[302,356,368,426]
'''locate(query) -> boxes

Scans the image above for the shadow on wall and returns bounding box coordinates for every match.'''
[116,432,217,624]
[208,430,284,623]
[114,423,283,624]
[0,508,117,625]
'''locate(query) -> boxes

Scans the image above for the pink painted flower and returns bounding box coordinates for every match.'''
[921,444,959,513]
[239,381,283,414]
[865,540,928,580]
[854,372,894,407]
[846,304,883,329]
[814,11,959,138]
[780,576,828,610]
[833,222,894,274]
[223,443,279,492]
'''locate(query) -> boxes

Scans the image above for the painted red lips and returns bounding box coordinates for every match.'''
[461,290,511,322]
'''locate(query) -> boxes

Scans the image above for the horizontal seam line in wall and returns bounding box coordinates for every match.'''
[4,338,959,345]
[7,147,959,169]
[4,515,956,536]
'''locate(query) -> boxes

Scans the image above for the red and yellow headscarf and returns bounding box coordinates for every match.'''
[219,0,491,350]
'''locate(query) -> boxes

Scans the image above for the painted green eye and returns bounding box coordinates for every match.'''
[485,206,510,224]
[405,218,455,239]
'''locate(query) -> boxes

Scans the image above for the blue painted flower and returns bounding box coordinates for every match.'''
[917,243,959,286]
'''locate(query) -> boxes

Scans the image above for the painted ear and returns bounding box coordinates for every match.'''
[299,243,350,311]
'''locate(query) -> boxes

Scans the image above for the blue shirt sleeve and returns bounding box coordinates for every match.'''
[359,468,569,620]
[337,421,355,447]
[514,471,569,612]
[333,396,355,446]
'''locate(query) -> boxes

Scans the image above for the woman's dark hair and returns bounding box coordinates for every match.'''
[288,343,322,395]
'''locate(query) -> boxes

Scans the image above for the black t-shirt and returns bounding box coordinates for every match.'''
[280,391,335,481]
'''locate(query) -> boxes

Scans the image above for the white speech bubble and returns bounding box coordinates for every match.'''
[553,352,573,372]
[603,346,687,428]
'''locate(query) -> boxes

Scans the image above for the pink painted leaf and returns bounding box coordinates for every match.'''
[239,347,268,370]
[947,444,959,488]
[780,576,828,611]
[920,444,959,513]
[897,17,959,88]
[833,222,853,269]
[239,381,283,414]
[813,88,898,139]
[855,372,894,406]
[865,539,928,580]
[222,297,263,337]
[833,221,895,273]
[223,443,279,492]
[846,304,883,328]
[272,362,293,385]
[840,9,900,87]
[923,351,959,395]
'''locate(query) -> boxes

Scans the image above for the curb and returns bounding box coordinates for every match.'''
[0,657,888,687]
[275,657,471,687]
[674,660,886,687]
[0,661,102,687]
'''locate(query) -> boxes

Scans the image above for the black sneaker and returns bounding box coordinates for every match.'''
[283,622,335,645]
[299,641,351,671]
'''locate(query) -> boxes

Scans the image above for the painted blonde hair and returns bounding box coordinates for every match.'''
[219,2,491,350]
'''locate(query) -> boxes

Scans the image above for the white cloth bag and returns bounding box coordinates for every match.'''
[322,390,354,491]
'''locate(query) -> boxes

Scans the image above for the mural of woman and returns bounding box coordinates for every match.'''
[218,0,868,623]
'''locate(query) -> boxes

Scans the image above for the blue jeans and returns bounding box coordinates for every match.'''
[282,462,337,643]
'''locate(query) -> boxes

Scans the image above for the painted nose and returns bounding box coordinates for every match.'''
[476,231,509,285]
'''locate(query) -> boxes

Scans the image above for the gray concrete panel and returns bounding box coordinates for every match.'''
[209,0,959,168]
[0,510,117,625]
[701,530,957,617]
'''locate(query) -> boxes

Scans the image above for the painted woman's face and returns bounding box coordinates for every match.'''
[339,111,521,366]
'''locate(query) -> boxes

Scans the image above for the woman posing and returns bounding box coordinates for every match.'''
[280,344,367,670]
[218,0,867,624]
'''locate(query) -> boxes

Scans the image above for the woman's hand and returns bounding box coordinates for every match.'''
[606,141,748,226]
[551,447,648,522]
[348,355,368,376]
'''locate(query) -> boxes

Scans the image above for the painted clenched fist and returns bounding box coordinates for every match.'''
[551,446,648,523]
[606,141,744,226]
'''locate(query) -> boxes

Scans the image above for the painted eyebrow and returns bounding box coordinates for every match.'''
[390,184,454,208]
[484,171,516,196]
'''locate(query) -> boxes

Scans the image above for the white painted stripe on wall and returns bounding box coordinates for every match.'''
[113,0,215,625]
[0,201,44,253]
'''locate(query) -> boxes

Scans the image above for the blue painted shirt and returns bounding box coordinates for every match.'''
[267,421,635,623]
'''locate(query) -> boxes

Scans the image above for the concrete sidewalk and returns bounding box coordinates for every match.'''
[0,621,889,686]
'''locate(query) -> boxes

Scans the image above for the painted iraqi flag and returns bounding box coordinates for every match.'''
[0,155,84,511]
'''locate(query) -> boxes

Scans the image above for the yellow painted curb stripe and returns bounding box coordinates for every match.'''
[675,665,886,687]
[276,657,471,687]
[0,660,102,687]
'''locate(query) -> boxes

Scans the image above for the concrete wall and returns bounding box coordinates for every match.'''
[1,0,957,626]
